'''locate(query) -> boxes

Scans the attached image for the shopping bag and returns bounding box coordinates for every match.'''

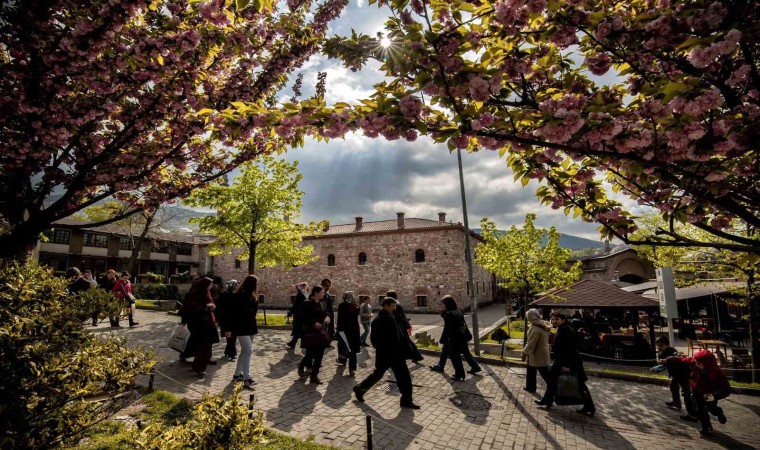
[554,373,584,405]
[338,331,352,353]
[168,323,191,353]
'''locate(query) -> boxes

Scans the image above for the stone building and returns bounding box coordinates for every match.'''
[202,213,495,313]
[571,243,655,284]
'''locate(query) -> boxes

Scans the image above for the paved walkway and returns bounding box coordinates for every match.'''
[99,311,760,450]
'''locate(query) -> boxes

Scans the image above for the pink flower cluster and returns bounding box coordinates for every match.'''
[399,95,423,119]
[687,30,741,68]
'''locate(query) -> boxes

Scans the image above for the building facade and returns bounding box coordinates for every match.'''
[202,213,495,313]
[35,217,201,280]
[571,243,656,284]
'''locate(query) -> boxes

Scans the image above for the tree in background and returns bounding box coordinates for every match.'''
[475,214,581,337]
[0,263,154,449]
[77,201,187,275]
[184,156,324,274]
[0,0,347,262]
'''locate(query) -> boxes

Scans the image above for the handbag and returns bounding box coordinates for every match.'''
[554,373,585,405]
[168,323,191,353]
[464,325,473,342]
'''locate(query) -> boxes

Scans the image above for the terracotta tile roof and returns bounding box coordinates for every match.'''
[531,279,659,309]
[322,218,453,235]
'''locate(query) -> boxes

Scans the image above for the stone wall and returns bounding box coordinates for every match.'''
[204,226,495,312]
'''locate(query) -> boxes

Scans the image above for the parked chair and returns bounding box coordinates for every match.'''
[686,338,695,357]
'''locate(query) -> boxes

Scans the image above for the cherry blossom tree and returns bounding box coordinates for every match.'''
[0,0,347,261]
[245,0,758,256]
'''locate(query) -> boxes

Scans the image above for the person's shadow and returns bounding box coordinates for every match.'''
[446,373,491,425]
[267,377,322,433]
[322,364,354,409]
[265,349,302,380]
[356,403,423,449]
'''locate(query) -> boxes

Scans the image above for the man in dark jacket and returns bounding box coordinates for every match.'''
[353,297,420,409]
[536,311,596,416]
[386,290,424,363]
[653,336,692,412]
[322,278,335,339]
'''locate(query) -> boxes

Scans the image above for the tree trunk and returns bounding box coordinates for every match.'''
[247,241,257,274]
[748,269,758,384]
[126,213,155,276]
[0,226,42,263]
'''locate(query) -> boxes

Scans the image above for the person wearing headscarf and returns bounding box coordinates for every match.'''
[179,277,219,378]
[337,291,362,376]
[298,285,330,384]
[287,282,308,349]
[522,308,551,393]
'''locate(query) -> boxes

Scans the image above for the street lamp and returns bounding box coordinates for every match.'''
[456,148,480,354]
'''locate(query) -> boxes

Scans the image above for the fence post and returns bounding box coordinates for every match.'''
[148,369,155,391]
[263,307,268,325]
[248,393,255,419]
[366,415,373,450]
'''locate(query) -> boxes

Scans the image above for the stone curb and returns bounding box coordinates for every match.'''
[417,348,760,397]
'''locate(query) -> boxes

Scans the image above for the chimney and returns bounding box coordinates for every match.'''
[397,212,405,229]
[438,212,446,222]
[603,240,611,253]
[355,216,363,231]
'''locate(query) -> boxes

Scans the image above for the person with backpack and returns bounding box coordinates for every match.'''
[672,350,731,435]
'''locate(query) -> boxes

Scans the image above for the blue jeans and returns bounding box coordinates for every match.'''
[360,322,370,344]
[235,335,253,380]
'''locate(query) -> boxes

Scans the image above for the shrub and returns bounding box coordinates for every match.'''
[138,272,165,283]
[0,263,155,450]
[73,288,122,320]
[134,384,265,449]
[133,283,180,301]
[169,271,191,282]
[509,320,525,332]
[490,328,510,343]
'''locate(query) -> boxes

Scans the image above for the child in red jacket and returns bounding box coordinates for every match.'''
[677,350,731,435]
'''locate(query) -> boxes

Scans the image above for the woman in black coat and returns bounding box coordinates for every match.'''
[287,282,308,349]
[179,277,219,378]
[298,285,329,384]
[337,291,362,376]
[225,275,258,389]
[536,311,596,416]
[439,295,470,381]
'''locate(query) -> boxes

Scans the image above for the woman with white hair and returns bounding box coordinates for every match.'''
[522,308,551,393]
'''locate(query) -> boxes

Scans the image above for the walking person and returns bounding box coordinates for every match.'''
[112,271,139,327]
[439,295,471,381]
[359,295,373,347]
[535,311,596,417]
[430,300,481,375]
[98,269,120,327]
[522,308,551,393]
[652,336,687,410]
[337,291,362,376]
[179,277,219,378]
[286,282,308,349]
[298,285,330,384]
[226,275,259,389]
[216,279,239,361]
[678,350,731,435]
[322,278,335,340]
[353,297,420,409]
[385,290,424,363]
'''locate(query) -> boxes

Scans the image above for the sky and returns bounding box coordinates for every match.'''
[270,0,633,240]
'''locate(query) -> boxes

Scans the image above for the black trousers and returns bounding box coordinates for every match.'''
[542,369,595,411]
[670,377,695,415]
[692,391,723,430]
[357,358,413,403]
[301,347,325,378]
[224,333,237,358]
[526,366,550,392]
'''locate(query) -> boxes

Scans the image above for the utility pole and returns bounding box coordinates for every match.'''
[457,148,480,354]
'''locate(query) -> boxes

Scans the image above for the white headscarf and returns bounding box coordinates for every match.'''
[526,308,542,323]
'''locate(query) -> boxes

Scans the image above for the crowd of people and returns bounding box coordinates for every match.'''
[66,268,735,433]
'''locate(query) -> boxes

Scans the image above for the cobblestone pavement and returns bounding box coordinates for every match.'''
[101,311,760,450]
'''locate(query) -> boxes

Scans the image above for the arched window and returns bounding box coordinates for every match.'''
[327,254,336,266]
[415,249,425,263]
[358,252,367,265]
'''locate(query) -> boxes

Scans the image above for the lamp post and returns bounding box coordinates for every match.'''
[456,148,480,354]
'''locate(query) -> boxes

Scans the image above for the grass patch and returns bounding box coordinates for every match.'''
[257,314,290,326]
[254,429,338,449]
[416,342,441,351]
[481,320,525,343]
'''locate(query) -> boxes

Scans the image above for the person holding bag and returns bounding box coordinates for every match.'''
[522,308,551,393]
[535,311,596,417]
[298,285,330,384]
[439,295,471,381]
[337,291,362,376]
[112,271,138,327]
[226,275,258,389]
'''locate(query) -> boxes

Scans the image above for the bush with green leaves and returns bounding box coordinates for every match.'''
[0,263,155,449]
[133,283,180,300]
[134,384,265,449]
[137,272,165,283]
[72,288,123,321]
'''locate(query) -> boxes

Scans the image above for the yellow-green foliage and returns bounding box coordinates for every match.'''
[134,384,265,449]
[0,263,155,450]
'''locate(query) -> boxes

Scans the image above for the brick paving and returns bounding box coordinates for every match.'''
[100,311,760,450]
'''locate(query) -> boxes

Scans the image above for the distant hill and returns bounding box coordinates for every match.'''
[471,228,605,251]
